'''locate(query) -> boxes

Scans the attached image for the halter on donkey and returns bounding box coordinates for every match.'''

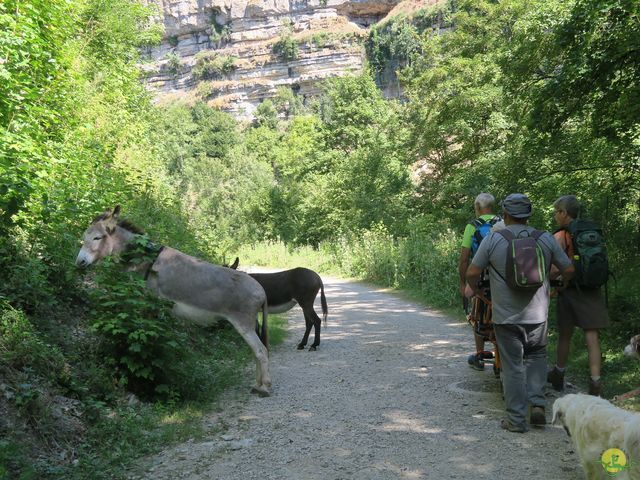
[76,206,271,396]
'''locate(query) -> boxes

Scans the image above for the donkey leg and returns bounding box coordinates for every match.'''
[297,311,313,350]
[228,316,271,396]
[308,307,322,351]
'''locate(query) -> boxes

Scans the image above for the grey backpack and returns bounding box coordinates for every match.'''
[494,229,546,290]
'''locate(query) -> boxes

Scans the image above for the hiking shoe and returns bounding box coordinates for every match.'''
[589,379,602,397]
[530,406,546,426]
[480,350,494,360]
[467,354,485,371]
[547,367,564,391]
[500,419,526,433]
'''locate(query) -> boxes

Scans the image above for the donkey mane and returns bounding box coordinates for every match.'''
[92,213,145,234]
[118,219,145,234]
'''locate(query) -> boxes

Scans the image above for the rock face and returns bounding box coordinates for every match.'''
[142,0,405,119]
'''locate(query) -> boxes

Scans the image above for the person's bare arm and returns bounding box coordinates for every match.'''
[559,264,575,288]
[465,263,483,296]
[458,247,471,297]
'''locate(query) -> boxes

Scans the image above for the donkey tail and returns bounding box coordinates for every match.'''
[320,281,328,326]
[260,300,269,350]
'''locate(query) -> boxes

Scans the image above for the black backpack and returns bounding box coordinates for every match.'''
[566,219,609,288]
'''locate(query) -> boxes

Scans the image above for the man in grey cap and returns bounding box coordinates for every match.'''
[466,193,574,433]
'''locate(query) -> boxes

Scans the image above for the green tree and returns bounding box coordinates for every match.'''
[254,99,279,129]
[0,0,76,230]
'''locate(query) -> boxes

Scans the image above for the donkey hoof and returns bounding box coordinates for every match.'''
[308,346,317,352]
[296,344,305,350]
[250,386,270,397]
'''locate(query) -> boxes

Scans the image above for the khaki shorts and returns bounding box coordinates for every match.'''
[556,287,609,330]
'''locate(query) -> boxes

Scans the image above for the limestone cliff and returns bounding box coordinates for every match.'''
[142,0,409,119]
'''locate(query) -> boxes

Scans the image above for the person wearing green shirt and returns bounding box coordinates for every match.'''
[458,193,500,370]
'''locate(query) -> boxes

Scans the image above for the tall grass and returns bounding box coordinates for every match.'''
[237,221,459,309]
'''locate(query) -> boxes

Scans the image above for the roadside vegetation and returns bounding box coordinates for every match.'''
[1,0,638,477]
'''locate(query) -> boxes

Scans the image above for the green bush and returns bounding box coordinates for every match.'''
[0,240,55,314]
[273,35,299,61]
[165,52,180,73]
[192,51,236,79]
[88,259,184,399]
[0,302,67,381]
[325,218,458,308]
[0,439,37,480]
[310,32,329,49]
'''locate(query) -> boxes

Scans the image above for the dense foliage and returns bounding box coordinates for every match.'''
[1,0,639,477]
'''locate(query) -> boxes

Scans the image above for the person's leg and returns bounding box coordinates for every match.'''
[584,329,602,377]
[524,322,548,412]
[585,329,603,396]
[494,324,528,430]
[468,297,486,370]
[555,323,574,368]
[474,332,485,352]
[548,294,575,390]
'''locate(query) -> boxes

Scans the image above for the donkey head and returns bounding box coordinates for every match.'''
[76,205,123,267]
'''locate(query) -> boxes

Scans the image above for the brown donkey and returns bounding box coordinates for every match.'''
[228,258,328,351]
[76,206,271,396]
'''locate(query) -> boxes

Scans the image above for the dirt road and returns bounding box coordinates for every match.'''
[136,275,584,479]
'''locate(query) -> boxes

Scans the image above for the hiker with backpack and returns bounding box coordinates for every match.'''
[458,193,501,370]
[466,193,574,433]
[547,195,610,396]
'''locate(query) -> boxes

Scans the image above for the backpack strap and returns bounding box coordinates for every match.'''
[489,229,511,282]
[496,229,513,242]
[488,215,501,226]
[471,218,487,249]
[563,229,574,258]
[498,229,543,240]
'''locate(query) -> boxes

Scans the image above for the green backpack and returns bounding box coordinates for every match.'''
[566,219,609,288]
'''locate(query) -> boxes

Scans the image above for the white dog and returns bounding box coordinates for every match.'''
[552,394,640,480]
[624,334,640,358]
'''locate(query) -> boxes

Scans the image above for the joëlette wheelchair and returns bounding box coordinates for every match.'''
[464,279,501,378]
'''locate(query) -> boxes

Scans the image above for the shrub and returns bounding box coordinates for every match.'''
[0,239,56,314]
[254,100,278,128]
[0,302,67,381]
[273,35,299,61]
[192,51,236,79]
[165,52,180,74]
[210,25,231,44]
[87,258,185,400]
[311,32,330,49]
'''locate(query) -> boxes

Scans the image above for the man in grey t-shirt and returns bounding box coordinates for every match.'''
[466,193,574,433]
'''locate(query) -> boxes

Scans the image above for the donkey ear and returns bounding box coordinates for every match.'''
[230,257,239,270]
[103,205,120,232]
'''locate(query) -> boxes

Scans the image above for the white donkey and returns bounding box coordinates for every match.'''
[76,206,271,396]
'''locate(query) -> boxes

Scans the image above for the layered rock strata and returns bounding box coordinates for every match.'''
[142,0,404,119]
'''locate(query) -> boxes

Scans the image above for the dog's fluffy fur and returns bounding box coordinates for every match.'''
[624,334,640,358]
[552,394,640,480]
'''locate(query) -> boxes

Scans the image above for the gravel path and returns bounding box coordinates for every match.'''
[136,275,585,480]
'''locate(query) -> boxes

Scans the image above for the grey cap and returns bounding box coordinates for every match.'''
[501,193,533,219]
